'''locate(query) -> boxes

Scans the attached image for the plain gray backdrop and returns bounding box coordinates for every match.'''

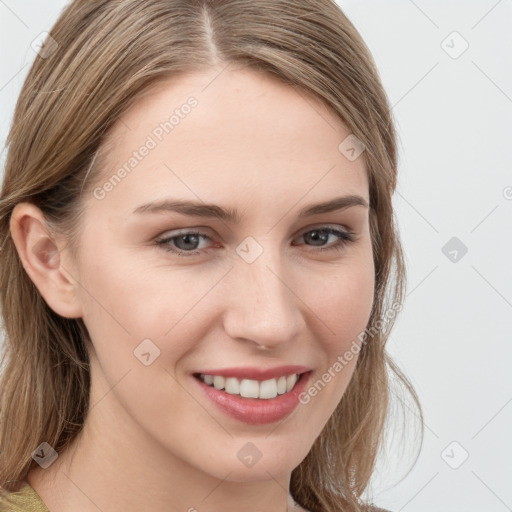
[1,1,511,511]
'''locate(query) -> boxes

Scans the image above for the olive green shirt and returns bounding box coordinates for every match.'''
[0,482,392,511]
[0,482,49,512]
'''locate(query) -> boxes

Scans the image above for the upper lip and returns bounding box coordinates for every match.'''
[193,365,312,381]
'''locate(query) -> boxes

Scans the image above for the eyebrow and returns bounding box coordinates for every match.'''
[132,194,369,223]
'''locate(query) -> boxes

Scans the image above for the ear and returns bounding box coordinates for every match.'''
[9,202,84,319]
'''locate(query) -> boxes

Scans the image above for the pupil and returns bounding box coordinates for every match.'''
[177,234,199,250]
[306,230,327,246]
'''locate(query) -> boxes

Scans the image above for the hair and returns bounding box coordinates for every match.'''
[0,1,424,510]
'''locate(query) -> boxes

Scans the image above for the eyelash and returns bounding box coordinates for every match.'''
[154,226,355,258]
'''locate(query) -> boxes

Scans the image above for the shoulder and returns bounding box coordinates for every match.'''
[0,481,50,512]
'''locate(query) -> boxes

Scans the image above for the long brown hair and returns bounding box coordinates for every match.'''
[0,1,423,510]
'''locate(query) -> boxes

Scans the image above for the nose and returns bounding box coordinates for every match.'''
[222,251,306,351]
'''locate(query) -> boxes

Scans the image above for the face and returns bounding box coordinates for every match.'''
[67,66,374,482]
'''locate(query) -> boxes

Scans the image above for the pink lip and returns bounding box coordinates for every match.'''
[193,370,313,425]
[193,365,311,381]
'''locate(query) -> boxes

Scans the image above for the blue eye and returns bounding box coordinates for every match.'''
[155,227,355,258]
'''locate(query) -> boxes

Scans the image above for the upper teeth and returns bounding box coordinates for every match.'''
[199,374,299,399]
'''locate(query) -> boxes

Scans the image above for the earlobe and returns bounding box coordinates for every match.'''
[9,202,84,319]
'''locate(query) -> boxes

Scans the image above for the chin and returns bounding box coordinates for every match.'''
[211,443,307,483]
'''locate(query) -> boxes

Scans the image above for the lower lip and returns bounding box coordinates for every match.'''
[193,372,312,425]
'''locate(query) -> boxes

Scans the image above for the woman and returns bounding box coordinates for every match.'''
[0,1,423,511]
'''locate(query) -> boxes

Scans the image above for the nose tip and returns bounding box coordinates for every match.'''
[221,261,305,350]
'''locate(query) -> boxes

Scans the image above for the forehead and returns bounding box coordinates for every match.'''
[88,67,368,217]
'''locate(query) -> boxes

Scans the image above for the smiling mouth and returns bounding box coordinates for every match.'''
[192,372,308,400]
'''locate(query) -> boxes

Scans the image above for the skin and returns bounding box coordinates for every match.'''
[10,65,375,512]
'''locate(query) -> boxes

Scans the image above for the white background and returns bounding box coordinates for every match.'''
[1,1,511,511]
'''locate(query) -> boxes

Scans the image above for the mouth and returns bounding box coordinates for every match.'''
[193,371,308,400]
[192,369,313,424]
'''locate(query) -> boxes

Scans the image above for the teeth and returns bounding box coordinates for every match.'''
[240,378,260,398]
[287,374,298,391]
[213,375,225,390]
[277,375,287,394]
[198,373,301,399]
[259,378,278,399]
[224,377,240,395]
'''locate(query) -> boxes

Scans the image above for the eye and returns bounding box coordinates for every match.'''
[155,230,213,257]
[154,226,355,258]
[293,227,355,253]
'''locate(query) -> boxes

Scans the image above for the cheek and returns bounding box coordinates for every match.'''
[307,255,375,351]
[77,241,199,336]
[75,244,204,422]
[75,243,227,385]
[295,260,374,423]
